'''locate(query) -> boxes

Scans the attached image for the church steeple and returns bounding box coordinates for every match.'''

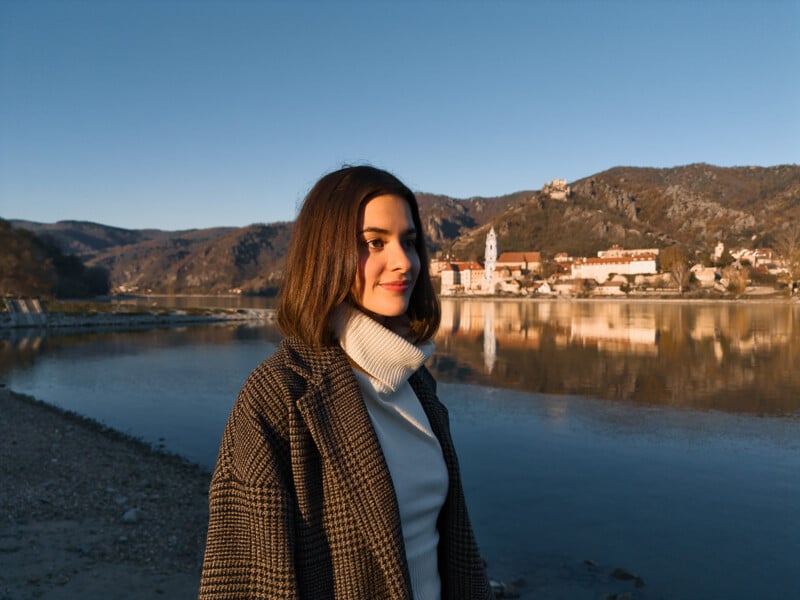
[483,226,497,283]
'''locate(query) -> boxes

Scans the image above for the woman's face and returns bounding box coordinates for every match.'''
[354,194,420,318]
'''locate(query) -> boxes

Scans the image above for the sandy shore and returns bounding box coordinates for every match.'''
[1,386,654,600]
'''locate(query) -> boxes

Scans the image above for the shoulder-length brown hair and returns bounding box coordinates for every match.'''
[277,165,440,347]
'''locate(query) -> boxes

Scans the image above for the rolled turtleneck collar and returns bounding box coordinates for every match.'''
[331,304,434,395]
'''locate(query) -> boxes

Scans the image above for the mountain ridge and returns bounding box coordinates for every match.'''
[7,163,799,295]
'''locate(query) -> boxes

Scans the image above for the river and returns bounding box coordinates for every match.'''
[2,298,798,599]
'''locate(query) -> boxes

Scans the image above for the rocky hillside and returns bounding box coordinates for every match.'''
[10,220,236,262]
[8,194,516,295]
[9,220,291,295]
[89,223,293,295]
[7,163,799,295]
[451,163,800,260]
[0,219,111,297]
[1,220,55,296]
[416,191,524,254]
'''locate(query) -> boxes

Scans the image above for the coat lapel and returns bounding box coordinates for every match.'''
[296,349,412,599]
[410,368,463,598]
[409,368,453,471]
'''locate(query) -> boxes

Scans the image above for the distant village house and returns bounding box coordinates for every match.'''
[496,251,542,274]
[597,245,660,259]
[440,261,485,295]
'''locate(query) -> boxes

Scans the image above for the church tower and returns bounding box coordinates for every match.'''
[483,226,497,285]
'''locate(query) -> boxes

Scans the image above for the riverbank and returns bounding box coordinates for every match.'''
[441,290,798,303]
[0,304,275,331]
[3,292,798,333]
[0,387,210,599]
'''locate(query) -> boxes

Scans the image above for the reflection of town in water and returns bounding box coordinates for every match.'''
[2,299,798,416]
[432,299,800,415]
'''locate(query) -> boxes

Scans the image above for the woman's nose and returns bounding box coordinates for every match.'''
[390,242,413,271]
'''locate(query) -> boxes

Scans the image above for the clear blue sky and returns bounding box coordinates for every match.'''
[1,0,798,230]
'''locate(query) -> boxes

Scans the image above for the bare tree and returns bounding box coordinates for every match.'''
[774,223,800,294]
[723,264,749,296]
[660,245,691,294]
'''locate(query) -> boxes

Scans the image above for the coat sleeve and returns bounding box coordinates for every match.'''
[199,384,299,600]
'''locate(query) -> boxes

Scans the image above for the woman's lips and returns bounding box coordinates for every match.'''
[379,280,410,292]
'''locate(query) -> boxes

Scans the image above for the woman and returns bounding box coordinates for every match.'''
[200,166,493,599]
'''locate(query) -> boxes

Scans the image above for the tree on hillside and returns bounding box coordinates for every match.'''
[0,219,110,298]
[0,220,56,296]
[660,245,692,294]
[774,223,800,294]
[50,252,111,298]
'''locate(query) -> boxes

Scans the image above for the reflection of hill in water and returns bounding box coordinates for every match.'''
[432,300,800,416]
[0,323,284,380]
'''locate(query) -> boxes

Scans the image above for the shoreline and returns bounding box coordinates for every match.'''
[0,307,276,331]
[443,294,799,304]
[0,387,211,599]
[2,292,797,332]
[440,290,798,304]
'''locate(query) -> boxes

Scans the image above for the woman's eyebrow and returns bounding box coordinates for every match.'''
[358,226,417,236]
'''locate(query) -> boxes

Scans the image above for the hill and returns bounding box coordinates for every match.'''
[86,223,292,295]
[7,163,799,295]
[7,219,291,296]
[416,191,525,254]
[450,163,800,260]
[9,219,235,261]
[0,219,110,297]
[9,194,515,294]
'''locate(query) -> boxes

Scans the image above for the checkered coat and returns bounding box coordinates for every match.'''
[199,337,493,599]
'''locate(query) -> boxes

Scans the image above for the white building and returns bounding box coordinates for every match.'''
[440,262,485,295]
[597,245,660,259]
[571,255,658,283]
[730,247,779,268]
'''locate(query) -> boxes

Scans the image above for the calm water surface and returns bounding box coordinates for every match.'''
[2,299,799,599]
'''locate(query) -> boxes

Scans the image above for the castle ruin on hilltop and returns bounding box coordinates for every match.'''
[542,179,571,201]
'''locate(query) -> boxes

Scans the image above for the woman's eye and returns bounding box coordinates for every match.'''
[365,238,384,250]
[402,238,417,250]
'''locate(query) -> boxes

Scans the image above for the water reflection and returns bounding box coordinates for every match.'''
[3,299,799,416]
[433,299,800,415]
[0,323,283,382]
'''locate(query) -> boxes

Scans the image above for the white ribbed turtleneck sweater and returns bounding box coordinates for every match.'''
[332,306,448,600]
